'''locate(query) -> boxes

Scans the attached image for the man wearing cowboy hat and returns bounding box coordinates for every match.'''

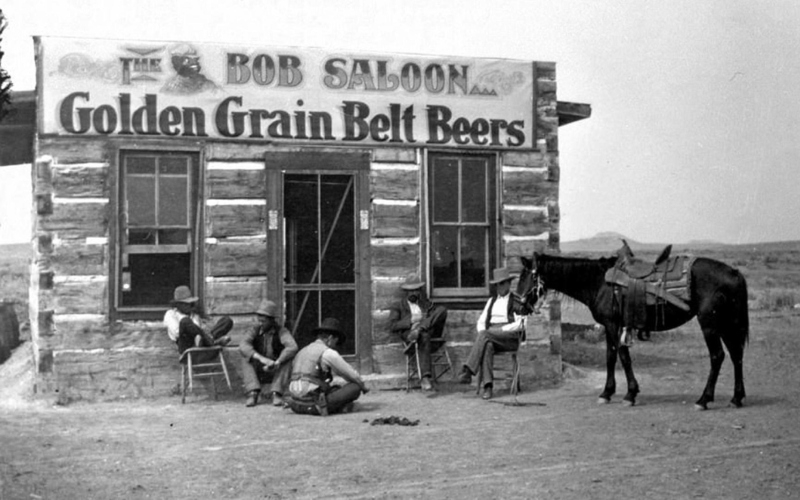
[163,285,233,356]
[458,267,527,400]
[239,299,298,407]
[287,318,369,416]
[388,276,448,391]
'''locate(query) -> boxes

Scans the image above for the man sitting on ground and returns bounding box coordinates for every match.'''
[388,276,448,391]
[239,300,298,407]
[287,318,369,416]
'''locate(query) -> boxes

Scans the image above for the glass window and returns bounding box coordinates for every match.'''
[117,152,198,312]
[429,154,495,298]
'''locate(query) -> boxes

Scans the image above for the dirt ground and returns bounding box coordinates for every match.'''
[1,311,799,500]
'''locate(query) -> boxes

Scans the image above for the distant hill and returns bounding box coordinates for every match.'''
[560,232,800,255]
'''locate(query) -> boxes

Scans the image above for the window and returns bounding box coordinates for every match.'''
[115,151,200,314]
[428,154,496,298]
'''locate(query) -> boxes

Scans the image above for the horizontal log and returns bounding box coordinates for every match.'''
[265,150,370,171]
[502,208,550,237]
[40,201,108,237]
[44,318,168,350]
[371,203,418,238]
[206,239,267,277]
[503,238,549,265]
[503,171,556,206]
[207,168,266,199]
[39,137,110,164]
[206,204,266,237]
[370,169,418,200]
[371,343,406,375]
[371,243,419,278]
[206,279,266,315]
[372,148,416,163]
[373,279,405,311]
[54,280,107,315]
[207,143,276,161]
[502,151,546,168]
[51,242,107,276]
[371,310,395,345]
[52,165,109,198]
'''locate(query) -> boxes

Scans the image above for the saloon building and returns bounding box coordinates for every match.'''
[24,36,589,401]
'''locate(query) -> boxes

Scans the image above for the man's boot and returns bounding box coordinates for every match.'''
[245,390,259,407]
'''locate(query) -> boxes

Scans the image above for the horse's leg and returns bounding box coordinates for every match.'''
[721,332,746,408]
[598,323,619,404]
[696,325,725,411]
[618,344,640,406]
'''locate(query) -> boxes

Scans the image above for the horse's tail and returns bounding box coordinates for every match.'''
[732,269,750,346]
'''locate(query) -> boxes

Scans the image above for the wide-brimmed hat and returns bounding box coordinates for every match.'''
[400,276,425,291]
[489,267,516,285]
[255,299,278,318]
[313,317,346,344]
[172,285,199,303]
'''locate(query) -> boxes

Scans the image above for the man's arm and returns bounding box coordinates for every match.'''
[388,301,412,334]
[238,326,259,360]
[321,350,368,392]
[163,310,180,342]
[274,328,299,367]
[476,299,492,333]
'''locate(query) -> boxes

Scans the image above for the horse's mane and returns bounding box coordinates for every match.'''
[536,253,617,281]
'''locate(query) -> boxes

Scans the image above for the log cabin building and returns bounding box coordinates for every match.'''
[23,36,590,401]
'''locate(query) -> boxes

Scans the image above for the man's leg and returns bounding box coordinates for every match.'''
[325,382,362,414]
[269,362,293,406]
[241,358,263,407]
[209,316,234,344]
[481,330,521,399]
[464,331,490,376]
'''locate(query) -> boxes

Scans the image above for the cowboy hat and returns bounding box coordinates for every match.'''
[489,267,516,285]
[172,285,199,303]
[313,317,346,344]
[400,275,425,291]
[255,299,279,318]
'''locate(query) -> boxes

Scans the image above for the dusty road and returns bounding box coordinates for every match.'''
[1,312,799,499]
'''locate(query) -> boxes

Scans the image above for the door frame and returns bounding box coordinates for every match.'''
[264,147,373,373]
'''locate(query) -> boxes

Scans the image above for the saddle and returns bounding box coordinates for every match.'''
[605,242,693,330]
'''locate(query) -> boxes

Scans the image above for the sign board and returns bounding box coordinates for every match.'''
[37,37,536,149]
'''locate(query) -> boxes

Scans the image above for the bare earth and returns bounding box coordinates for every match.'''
[1,312,798,500]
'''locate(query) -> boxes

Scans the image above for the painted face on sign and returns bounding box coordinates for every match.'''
[173,55,202,77]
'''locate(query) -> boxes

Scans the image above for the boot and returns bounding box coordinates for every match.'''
[420,376,434,392]
[245,390,259,407]
[457,367,472,384]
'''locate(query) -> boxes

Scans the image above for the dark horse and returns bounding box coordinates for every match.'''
[516,252,749,409]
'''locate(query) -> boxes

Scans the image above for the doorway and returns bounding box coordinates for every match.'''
[266,150,371,368]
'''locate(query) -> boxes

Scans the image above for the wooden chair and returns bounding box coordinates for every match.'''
[404,336,454,392]
[179,346,232,404]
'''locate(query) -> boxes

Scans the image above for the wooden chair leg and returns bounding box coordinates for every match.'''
[181,364,187,404]
[219,351,232,389]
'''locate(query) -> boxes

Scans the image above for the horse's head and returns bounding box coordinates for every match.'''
[514,255,545,314]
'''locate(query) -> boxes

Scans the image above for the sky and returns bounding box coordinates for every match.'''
[2,0,800,245]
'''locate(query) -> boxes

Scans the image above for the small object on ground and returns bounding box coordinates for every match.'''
[369,415,420,426]
[487,399,547,407]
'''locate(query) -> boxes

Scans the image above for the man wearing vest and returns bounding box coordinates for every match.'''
[458,267,526,400]
[239,300,298,407]
[287,318,369,416]
[388,276,448,391]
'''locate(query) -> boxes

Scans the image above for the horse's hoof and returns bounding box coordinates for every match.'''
[597,397,610,405]
[728,400,744,409]
[694,403,707,411]
[622,399,635,407]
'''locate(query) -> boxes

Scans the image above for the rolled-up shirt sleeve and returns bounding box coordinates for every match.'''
[321,349,364,387]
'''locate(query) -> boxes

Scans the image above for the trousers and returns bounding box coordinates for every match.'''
[401,305,448,379]
[287,382,362,416]
[464,328,520,387]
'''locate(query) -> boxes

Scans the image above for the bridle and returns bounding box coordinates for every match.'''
[515,265,546,315]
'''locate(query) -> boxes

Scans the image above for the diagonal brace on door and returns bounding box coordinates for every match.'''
[291,177,354,337]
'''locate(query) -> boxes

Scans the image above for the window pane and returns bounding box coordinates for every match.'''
[431,226,458,288]
[127,157,156,175]
[462,159,487,223]
[121,253,190,306]
[160,157,188,175]
[285,289,319,350]
[159,229,189,245]
[128,229,156,245]
[321,290,355,356]
[321,175,355,284]
[127,176,155,226]
[461,226,487,287]
[432,158,459,222]
[159,176,188,226]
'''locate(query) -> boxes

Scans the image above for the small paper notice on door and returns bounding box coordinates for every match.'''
[268,210,279,230]
[360,210,369,230]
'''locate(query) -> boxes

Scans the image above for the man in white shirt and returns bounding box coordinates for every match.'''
[163,285,232,357]
[458,267,526,400]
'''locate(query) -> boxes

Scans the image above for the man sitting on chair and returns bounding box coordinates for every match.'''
[163,285,233,358]
[458,267,526,400]
[388,276,448,391]
[239,300,298,407]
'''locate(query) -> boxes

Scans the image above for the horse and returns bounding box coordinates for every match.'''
[515,251,750,410]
